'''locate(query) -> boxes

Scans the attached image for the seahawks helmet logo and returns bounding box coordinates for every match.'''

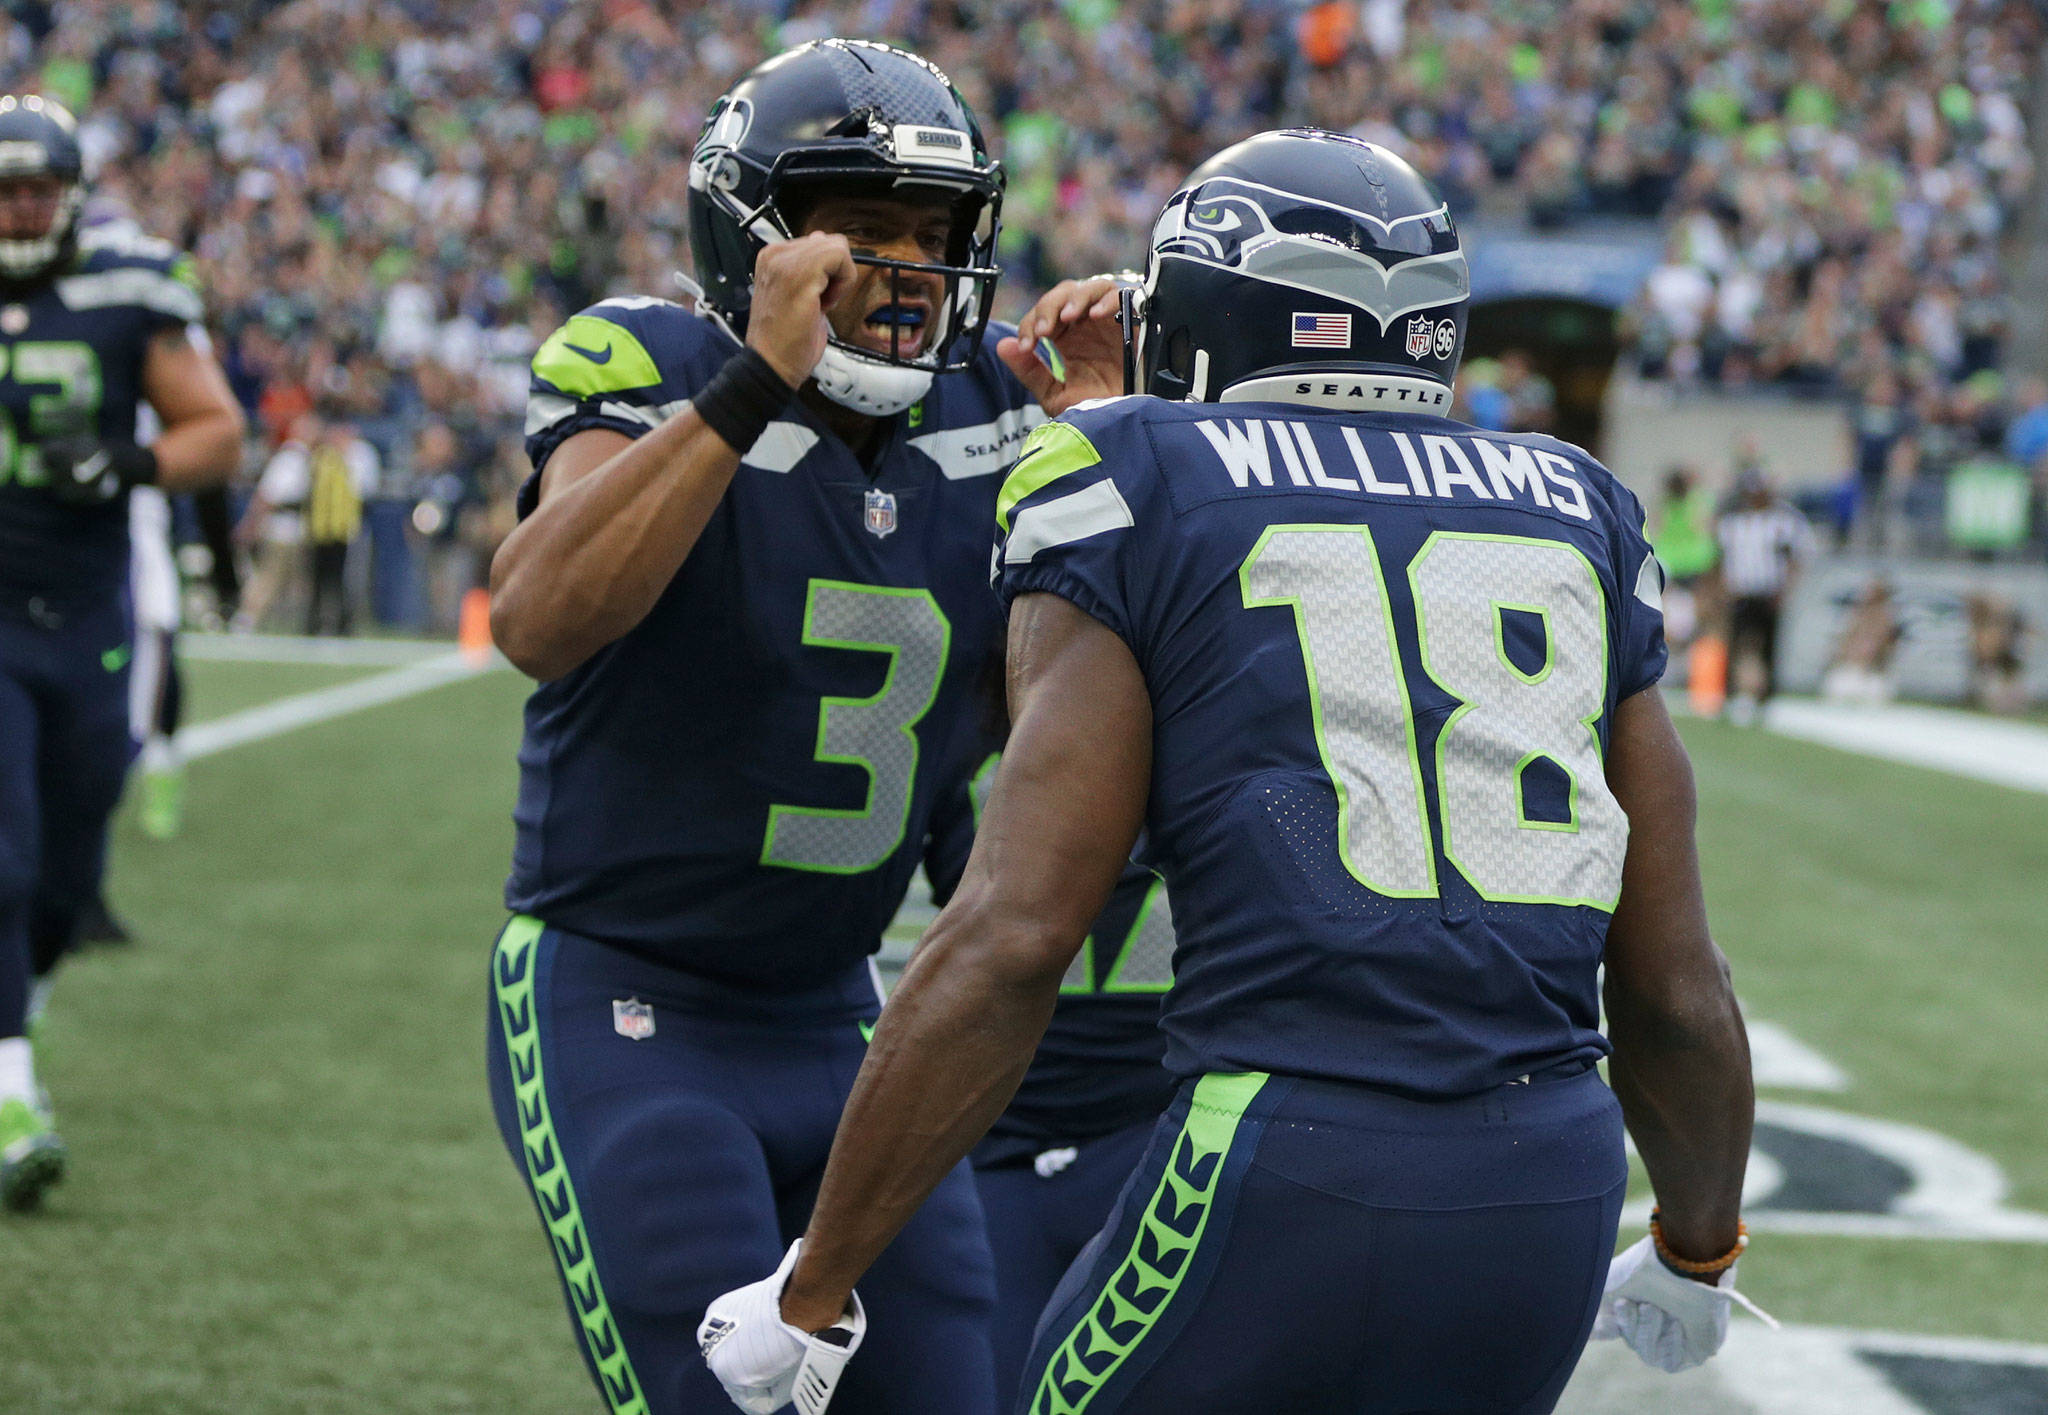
[1159,195,1267,265]
[1152,177,1470,334]
[691,97,754,192]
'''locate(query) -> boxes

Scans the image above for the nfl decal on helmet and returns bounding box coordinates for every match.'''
[686,39,1005,417]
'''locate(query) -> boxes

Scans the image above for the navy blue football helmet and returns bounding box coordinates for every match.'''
[0,94,83,284]
[1136,130,1469,409]
[686,40,1004,414]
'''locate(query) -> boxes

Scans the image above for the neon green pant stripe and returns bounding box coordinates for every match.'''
[1028,1071,1270,1415]
[494,916,650,1415]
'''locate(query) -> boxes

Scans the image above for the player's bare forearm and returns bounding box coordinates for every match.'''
[781,594,1153,1331]
[495,234,856,681]
[1602,687,1754,1265]
[142,328,245,490]
[489,415,742,680]
[150,406,243,490]
[778,892,1064,1331]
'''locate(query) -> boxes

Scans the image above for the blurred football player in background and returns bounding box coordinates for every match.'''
[0,95,243,1211]
[707,130,1757,1413]
[485,40,1125,1414]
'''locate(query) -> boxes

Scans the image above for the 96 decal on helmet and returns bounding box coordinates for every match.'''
[686,39,1005,416]
[1131,129,1470,410]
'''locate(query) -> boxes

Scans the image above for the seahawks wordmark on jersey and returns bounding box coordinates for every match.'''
[995,396,1666,1096]
[0,224,202,607]
[510,298,1041,986]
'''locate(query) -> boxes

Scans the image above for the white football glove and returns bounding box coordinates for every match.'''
[699,1241,865,1414]
[1591,1235,1776,1373]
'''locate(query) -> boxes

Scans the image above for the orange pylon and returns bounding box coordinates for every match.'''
[459,586,494,665]
[1688,634,1727,717]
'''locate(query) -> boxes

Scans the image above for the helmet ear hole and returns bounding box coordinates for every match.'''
[1163,327,1192,384]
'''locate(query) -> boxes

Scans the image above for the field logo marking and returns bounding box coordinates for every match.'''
[1626,1098,2048,1243]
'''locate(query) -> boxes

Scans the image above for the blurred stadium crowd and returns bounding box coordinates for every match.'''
[2,0,2041,630]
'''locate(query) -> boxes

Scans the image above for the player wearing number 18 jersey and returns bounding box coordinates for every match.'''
[727,131,1755,1415]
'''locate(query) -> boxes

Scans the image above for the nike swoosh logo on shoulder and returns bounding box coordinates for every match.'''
[857,1019,877,1044]
[563,341,613,364]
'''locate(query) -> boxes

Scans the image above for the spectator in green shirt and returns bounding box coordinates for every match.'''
[1649,466,1721,658]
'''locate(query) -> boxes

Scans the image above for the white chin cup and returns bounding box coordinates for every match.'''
[0,233,60,280]
[812,341,934,417]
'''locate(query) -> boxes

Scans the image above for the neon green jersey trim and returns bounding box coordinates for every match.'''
[493,916,651,1415]
[531,315,663,398]
[998,421,1102,532]
[1027,1072,1268,1414]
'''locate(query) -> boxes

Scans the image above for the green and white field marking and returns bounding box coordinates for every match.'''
[173,634,500,759]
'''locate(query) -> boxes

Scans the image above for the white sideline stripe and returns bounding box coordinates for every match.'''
[1762,699,2048,795]
[180,652,493,761]
[180,633,457,667]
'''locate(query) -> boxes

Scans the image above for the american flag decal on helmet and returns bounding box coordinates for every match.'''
[1291,312,1351,347]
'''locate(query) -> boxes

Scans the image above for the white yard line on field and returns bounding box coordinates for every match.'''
[178,632,458,667]
[179,650,497,761]
[1760,699,2048,795]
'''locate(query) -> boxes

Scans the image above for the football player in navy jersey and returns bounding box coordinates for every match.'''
[707,130,1758,1414]
[0,96,244,1212]
[485,41,1126,1415]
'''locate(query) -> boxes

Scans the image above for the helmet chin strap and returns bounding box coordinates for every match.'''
[812,343,934,416]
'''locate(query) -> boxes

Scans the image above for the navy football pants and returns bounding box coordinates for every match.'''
[0,598,134,1039]
[1018,1066,1627,1415]
[975,1118,1156,1407]
[486,917,999,1415]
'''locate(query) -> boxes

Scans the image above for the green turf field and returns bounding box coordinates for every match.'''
[5,657,2045,1411]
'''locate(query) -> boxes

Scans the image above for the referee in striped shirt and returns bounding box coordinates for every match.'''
[1717,469,1817,720]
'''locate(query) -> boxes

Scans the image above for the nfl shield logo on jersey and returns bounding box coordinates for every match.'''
[864,488,898,539]
[612,997,655,1041]
[1405,315,1434,360]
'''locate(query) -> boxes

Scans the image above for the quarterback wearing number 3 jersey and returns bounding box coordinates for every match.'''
[722,130,1756,1415]
[482,40,1163,1415]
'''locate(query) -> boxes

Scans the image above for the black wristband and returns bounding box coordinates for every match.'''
[120,442,160,488]
[694,347,796,455]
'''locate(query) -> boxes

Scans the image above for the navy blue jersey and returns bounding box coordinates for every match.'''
[0,225,202,608]
[994,398,1667,1097]
[508,298,1041,988]
[928,754,1176,1158]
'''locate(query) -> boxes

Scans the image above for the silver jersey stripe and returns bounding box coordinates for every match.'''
[56,268,202,322]
[742,420,819,472]
[525,390,819,476]
[1004,479,1134,565]
[525,393,577,437]
[908,404,1046,480]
